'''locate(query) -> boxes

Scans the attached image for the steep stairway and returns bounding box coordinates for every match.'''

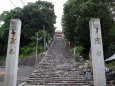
[24,37,89,86]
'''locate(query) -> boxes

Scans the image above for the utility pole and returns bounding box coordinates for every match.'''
[43,25,46,50]
[35,34,42,67]
[35,32,38,67]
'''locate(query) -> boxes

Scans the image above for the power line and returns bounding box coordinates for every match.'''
[9,0,17,8]
[9,0,41,30]
[20,0,45,27]
[20,0,40,29]
[20,0,25,6]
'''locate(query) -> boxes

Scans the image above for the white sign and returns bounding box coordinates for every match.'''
[89,18,106,86]
[5,19,21,86]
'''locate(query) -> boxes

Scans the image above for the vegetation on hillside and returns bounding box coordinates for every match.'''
[62,0,115,59]
[0,1,56,59]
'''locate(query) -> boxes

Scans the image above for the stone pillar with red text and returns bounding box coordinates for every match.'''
[5,19,21,86]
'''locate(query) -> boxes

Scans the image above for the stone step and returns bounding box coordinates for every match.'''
[27,80,87,83]
[26,82,89,85]
[28,76,85,79]
[28,76,85,80]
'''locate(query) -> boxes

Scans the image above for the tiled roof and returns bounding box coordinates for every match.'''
[105,54,115,62]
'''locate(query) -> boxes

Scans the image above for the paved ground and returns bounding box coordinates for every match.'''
[0,51,44,86]
[0,66,35,86]
[23,37,89,86]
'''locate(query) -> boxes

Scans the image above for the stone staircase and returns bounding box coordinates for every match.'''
[26,66,89,86]
[23,37,89,86]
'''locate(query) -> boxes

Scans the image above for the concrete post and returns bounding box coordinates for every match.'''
[5,19,21,86]
[74,47,75,55]
[89,18,106,86]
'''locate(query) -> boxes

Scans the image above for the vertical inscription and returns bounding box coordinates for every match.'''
[9,21,17,54]
[9,29,16,54]
[93,20,102,56]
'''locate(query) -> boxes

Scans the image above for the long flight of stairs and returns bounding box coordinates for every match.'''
[24,37,89,86]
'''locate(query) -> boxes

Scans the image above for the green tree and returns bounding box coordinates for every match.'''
[0,1,56,57]
[62,0,114,59]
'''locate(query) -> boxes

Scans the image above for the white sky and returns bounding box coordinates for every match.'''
[0,0,68,31]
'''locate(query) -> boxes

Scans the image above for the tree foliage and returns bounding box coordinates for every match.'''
[62,0,115,59]
[0,1,56,56]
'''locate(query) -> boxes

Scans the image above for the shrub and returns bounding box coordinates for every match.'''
[75,46,85,54]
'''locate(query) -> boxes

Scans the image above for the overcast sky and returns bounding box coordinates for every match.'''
[0,0,68,31]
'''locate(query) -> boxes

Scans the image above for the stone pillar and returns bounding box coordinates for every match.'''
[89,18,106,86]
[4,19,22,86]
